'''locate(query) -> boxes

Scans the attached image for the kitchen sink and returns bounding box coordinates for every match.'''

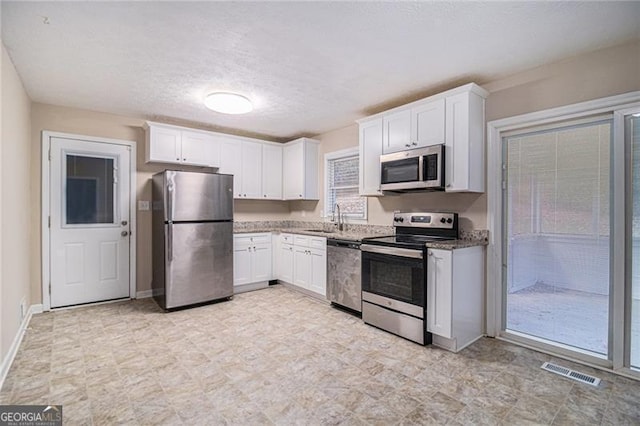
[304,229,335,233]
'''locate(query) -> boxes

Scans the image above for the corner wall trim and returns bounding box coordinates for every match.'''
[136,290,153,299]
[0,304,41,391]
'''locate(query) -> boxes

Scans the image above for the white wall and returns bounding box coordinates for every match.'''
[1,43,32,363]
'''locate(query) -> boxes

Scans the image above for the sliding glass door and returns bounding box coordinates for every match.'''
[504,118,612,357]
[629,114,640,369]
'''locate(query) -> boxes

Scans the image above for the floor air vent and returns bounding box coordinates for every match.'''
[541,362,601,386]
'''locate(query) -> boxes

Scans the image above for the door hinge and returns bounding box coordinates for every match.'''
[48,216,51,228]
[49,282,51,297]
[48,149,51,161]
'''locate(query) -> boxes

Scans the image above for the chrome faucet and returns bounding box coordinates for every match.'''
[335,204,344,232]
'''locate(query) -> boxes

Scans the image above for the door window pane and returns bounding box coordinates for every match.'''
[630,115,640,369]
[66,155,115,224]
[505,120,611,355]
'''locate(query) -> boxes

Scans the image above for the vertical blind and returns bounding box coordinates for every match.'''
[326,154,365,218]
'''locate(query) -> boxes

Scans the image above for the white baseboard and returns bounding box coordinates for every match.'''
[136,290,153,299]
[0,304,40,391]
[233,282,269,294]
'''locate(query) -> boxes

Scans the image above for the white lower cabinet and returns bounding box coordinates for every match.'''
[233,233,272,293]
[277,234,326,298]
[279,242,294,284]
[426,246,484,352]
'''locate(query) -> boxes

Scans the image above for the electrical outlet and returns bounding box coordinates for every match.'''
[138,200,150,211]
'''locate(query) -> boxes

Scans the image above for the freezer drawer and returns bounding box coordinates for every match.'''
[165,221,233,308]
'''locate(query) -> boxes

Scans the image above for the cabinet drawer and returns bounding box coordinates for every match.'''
[280,233,294,244]
[234,233,271,245]
[293,235,310,247]
[309,237,326,249]
[294,234,327,248]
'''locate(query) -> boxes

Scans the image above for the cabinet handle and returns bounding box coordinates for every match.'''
[428,251,433,256]
[176,157,180,161]
[405,144,410,148]
[412,142,417,146]
[299,194,302,198]
[264,194,267,197]
[183,158,186,161]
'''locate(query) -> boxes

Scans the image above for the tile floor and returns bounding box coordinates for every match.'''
[1,284,639,425]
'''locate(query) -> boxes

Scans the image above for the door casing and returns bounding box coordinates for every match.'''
[41,131,137,311]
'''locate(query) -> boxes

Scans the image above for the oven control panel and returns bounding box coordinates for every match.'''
[392,212,457,229]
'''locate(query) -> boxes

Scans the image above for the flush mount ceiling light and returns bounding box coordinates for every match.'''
[204,92,253,114]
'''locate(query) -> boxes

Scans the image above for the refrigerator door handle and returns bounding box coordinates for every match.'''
[166,171,176,222]
[168,222,173,262]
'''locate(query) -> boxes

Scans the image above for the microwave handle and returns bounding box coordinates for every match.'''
[418,155,424,182]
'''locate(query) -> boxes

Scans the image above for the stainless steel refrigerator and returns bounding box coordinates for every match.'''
[152,170,234,310]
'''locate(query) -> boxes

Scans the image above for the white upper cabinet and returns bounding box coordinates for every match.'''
[381,98,446,154]
[382,109,412,153]
[357,83,488,194]
[145,122,219,167]
[262,143,283,199]
[359,117,383,196]
[147,125,181,163]
[240,141,263,199]
[445,91,485,193]
[219,140,243,198]
[283,138,319,200]
[411,98,445,148]
[219,138,265,199]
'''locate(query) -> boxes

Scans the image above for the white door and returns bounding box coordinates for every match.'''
[309,247,326,297]
[50,137,131,308]
[426,249,452,338]
[283,142,304,199]
[219,140,243,198]
[262,144,283,199]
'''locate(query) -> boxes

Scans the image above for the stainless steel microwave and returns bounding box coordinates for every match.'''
[379,145,445,192]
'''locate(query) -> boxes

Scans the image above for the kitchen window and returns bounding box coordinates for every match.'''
[325,148,366,220]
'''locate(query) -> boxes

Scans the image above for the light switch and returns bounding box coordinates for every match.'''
[138,200,150,211]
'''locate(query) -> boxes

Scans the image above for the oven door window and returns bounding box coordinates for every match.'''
[381,157,420,184]
[362,251,425,306]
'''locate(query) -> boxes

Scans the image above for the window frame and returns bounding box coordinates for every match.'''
[324,147,367,221]
[487,91,640,376]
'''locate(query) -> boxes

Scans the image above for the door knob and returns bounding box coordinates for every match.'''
[121,220,128,226]
[121,231,129,237]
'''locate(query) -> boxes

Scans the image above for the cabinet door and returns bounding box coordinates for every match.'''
[233,242,252,286]
[426,249,453,338]
[252,243,272,282]
[359,118,383,196]
[149,126,182,163]
[445,92,471,192]
[411,99,445,148]
[262,144,283,199]
[382,109,411,154]
[241,141,263,199]
[309,247,327,297]
[182,131,215,167]
[279,243,294,283]
[293,246,311,289]
[219,141,243,198]
[283,142,304,199]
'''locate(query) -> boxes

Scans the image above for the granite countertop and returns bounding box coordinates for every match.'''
[234,223,489,248]
[425,238,488,250]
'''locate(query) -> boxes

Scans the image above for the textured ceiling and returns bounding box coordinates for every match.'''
[2,1,639,141]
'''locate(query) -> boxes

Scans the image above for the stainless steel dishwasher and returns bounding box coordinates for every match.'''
[327,239,362,313]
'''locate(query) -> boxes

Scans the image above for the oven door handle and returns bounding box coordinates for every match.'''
[361,244,423,259]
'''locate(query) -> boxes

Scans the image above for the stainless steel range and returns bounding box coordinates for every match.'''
[360,212,458,345]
